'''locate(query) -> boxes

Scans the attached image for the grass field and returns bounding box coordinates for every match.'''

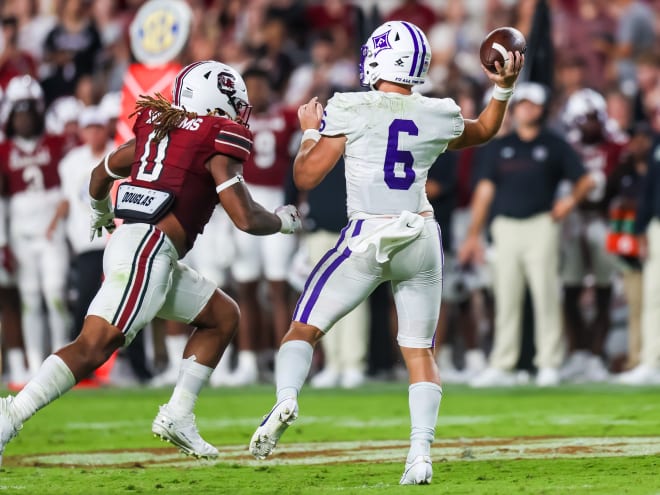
[0,383,659,494]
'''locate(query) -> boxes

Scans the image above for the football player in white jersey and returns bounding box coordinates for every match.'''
[249,21,524,485]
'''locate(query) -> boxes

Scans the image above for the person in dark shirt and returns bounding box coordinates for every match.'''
[0,61,302,464]
[617,132,660,384]
[459,82,594,388]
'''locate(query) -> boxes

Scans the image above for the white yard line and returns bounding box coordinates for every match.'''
[18,436,660,468]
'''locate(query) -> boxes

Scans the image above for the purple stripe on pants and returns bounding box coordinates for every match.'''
[295,219,363,324]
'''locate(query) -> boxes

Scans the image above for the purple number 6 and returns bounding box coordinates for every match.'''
[384,119,418,190]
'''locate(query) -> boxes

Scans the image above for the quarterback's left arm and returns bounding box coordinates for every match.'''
[448,51,524,150]
[293,97,346,191]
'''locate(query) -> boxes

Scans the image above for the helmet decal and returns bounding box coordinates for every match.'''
[218,71,237,97]
[372,30,392,55]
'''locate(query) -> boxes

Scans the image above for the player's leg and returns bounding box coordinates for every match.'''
[0,314,126,464]
[263,229,296,346]
[560,228,589,382]
[390,223,442,485]
[471,217,526,386]
[523,215,563,386]
[13,238,47,376]
[1,224,174,463]
[0,286,29,389]
[186,207,235,387]
[229,228,263,386]
[587,219,616,380]
[150,320,191,387]
[40,234,72,352]
[251,221,381,459]
[153,262,238,457]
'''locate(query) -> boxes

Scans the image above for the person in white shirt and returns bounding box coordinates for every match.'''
[48,105,114,335]
[249,20,524,485]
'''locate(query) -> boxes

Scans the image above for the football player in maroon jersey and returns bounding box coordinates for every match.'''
[559,88,629,383]
[228,67,300,386]
[0,61,301,463]
[0,75,72,383]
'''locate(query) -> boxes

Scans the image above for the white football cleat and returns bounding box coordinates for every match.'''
[469,367,519,387]
[149,366,180,387]
[400,455,433,485]
[0,397,22,466]
[249,397,298,460]
[310,368,340,389]
[615,364,660,385]
[535,367,560,387]
[152,404,218,458]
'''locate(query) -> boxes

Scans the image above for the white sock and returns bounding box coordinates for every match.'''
[44,290,70,351]
[7,348,28,381]
[167,355,213,417]
[236,350,258,373]
[21,291,46,375]
[408,382,443,461]
[216,344,233,374]
[275,340,313,403]
[11,355,76,423]
[165,335,188,370]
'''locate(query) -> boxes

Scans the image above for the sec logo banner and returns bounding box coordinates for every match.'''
[129,0,192,66]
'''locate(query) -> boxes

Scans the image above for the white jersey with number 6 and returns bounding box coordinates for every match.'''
[320,91,464,217]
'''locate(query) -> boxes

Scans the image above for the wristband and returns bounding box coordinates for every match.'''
[104,152,128,180]
[301,128,321,143]
[492,85,514,102]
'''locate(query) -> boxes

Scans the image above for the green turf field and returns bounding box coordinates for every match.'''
[1,383,659,494]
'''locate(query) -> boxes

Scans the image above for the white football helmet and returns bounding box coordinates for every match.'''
[2,75,44,126]
[171,60,251,124]
[359,21,432,89]
[45,96,84,134]
[563,88,607,126]
[6,75,44,104]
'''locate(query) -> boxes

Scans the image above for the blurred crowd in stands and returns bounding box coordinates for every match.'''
[0,0,659,389]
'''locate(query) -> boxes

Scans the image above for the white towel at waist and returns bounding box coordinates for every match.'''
[347,210,426,263]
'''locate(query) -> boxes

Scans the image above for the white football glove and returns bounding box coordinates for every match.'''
[90,196,116,241]
[275,204,302,234]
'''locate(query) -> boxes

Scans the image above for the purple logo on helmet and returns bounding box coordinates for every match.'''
[372,30,391,55]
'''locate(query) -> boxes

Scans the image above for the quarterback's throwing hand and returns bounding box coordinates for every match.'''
[275,204,302,234]
[90,196,116,241]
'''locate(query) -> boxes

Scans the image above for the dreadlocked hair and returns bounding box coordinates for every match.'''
[129,93,198,142]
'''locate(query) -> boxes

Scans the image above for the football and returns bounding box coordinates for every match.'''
[479,27,527,73]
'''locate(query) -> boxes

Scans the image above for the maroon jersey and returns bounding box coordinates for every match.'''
[242,106,298,187]
[129,109,252,252]
[572,138,627,211]
[0,134,66,195]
